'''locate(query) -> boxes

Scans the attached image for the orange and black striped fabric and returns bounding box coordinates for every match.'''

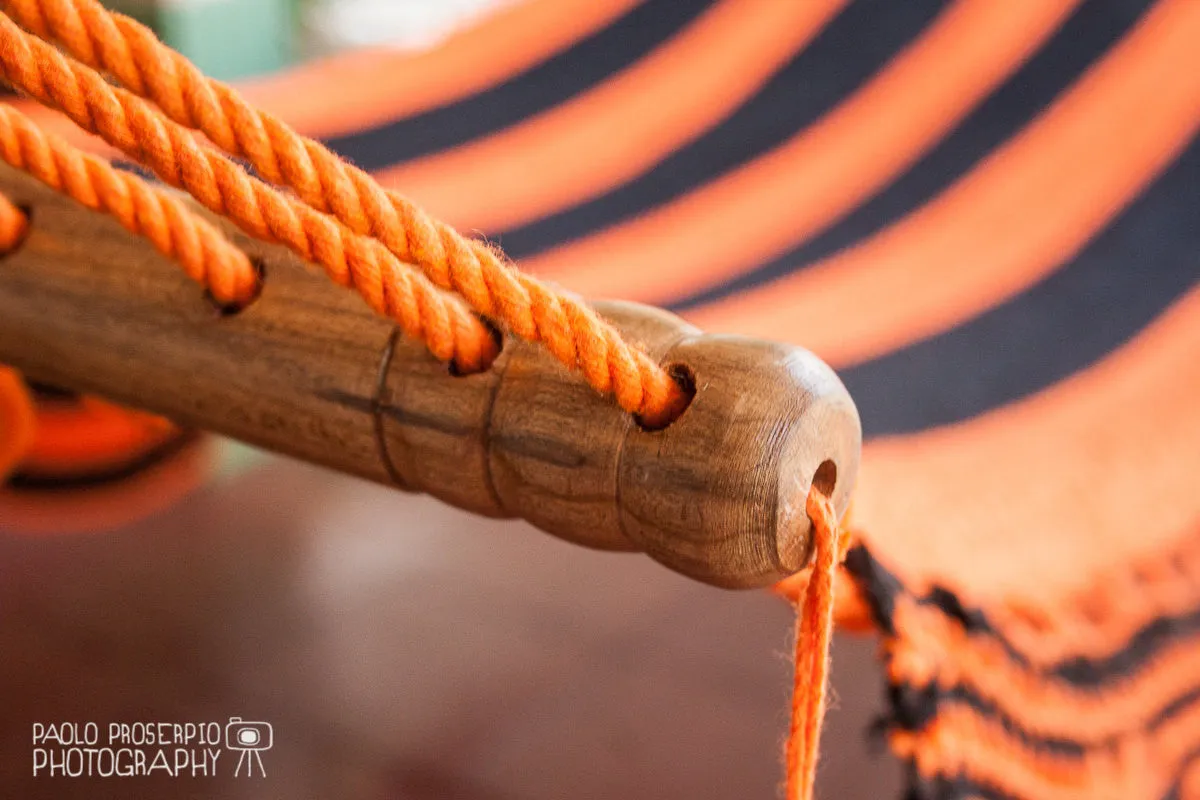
[7,0,1200,796]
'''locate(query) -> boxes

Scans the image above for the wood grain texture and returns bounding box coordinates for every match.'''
[0,163,861,587]
[482,300,697,550]
[620,334,860,587]
[0,164,396,486]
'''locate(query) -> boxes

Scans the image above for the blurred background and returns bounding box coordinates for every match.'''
[0,444,899,799]
[105,0,515,77]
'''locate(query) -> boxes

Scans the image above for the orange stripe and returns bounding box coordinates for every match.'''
[892,701,1200,800]
[19,398,179,477]
[994,534,1200,670]
[240,0,640,139]
[1180,755,1200,799]
[687,0,1200,365]
[889,596,1200,743]
[526,0,1079,307]
[376,0,845,232]
[854,283,1200,617]
[0,436,211,535]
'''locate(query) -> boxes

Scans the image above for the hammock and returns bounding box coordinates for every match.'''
[1,0,1198,797]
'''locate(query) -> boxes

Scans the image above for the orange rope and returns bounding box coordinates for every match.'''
[0,103,258,306]
[786,486,849,800]
[0,118,239,480]
[0,13,495,373]
[0,4,842,792]
[0,0,688,428]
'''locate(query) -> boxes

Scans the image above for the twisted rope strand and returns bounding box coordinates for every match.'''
[0,7,849,794]
[0,103,258,305]
[0,12,494,372]
[0,0,688,427]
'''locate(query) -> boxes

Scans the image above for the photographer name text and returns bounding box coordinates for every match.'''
[32,718,272,778]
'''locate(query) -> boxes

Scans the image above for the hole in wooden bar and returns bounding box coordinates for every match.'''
[812,458,837,497]
[205,254,266,317]
[447,315,504,377]
[634,361,696,432]
[0,203,33,257]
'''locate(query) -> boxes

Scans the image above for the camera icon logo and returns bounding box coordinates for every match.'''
[225,718,272,777]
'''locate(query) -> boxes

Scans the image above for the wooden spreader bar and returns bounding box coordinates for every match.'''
[0,165,861,589]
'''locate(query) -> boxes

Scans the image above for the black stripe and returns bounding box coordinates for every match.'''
[847,542,1200,688]
[1160,748,1200,800]
[845,543,1029,666]
[494,0,950,259]
[1154,686,1200,736]
[897,728,1200,800]
[1056,603,1200,685]
[674,0,1153,310]
[852,538,1200,798]
[888,675,1200,759]
[904,768,1019,800]
[839,133,1200,437]
[323,0,714,171]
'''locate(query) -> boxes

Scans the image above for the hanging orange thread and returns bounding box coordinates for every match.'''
[0,0,689,428]
[786,485,850,800]
[0,103,258,306]
[775,504,872,632]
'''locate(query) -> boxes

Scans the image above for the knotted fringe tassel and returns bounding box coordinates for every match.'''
[785,485,850,800]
